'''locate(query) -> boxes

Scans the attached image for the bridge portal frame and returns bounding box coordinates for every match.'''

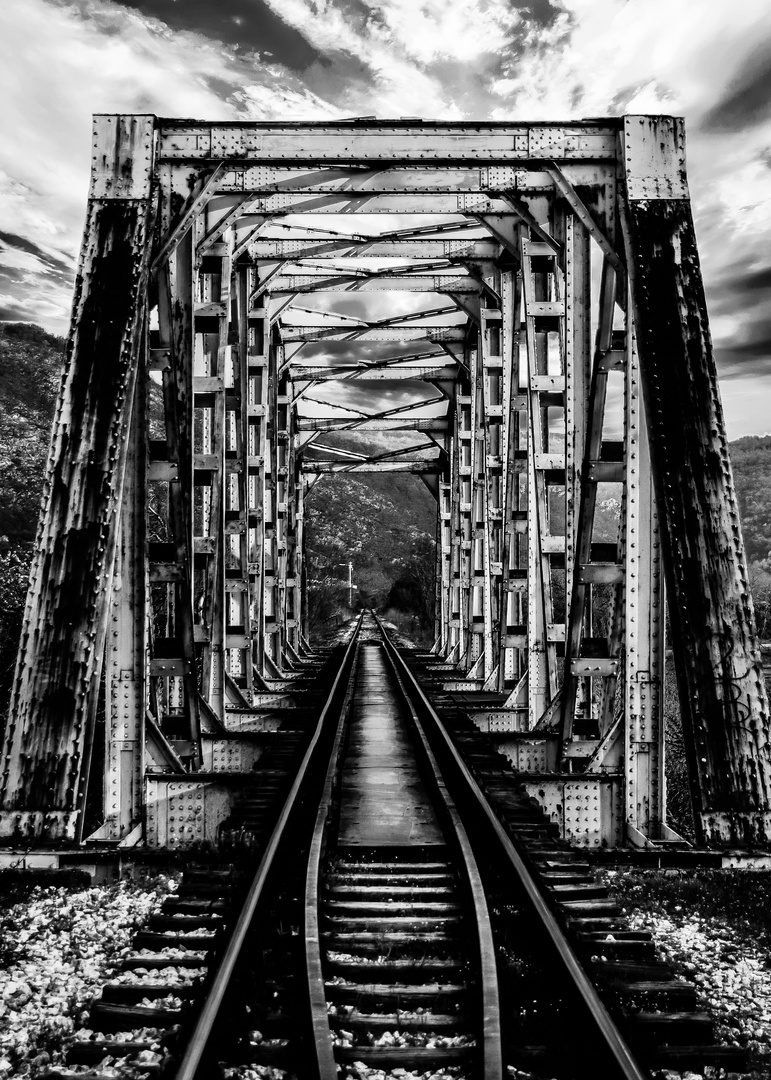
[1,114,769,849]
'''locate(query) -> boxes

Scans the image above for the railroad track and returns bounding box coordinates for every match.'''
[48,614,744,1080]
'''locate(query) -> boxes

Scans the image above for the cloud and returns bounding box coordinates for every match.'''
[109,0,327,69]
[700,40,771,134]
[1,0,771,433]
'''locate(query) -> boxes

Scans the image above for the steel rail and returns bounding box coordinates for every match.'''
[303,641,362,1079]
[173,615,363,1080]
[376,617,649,1080]
[381,633,503,1079]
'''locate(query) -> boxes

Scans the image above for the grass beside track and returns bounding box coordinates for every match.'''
[602,868,771,950]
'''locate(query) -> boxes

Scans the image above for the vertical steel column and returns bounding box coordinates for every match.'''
[480,294,506,686]
[560,262,624,747]
[0,115,155,839]
[621,115,771,844]
[152,226,202,761]
[224,261,256,698]
[437,478,453,654]
[456,365,475,667]
[522,234,566,724]
[564,218,592,619]
[623,312,666,840]
[287,441,305,654]
[278,362,298,657]
[195,235,229,718]
[447,414,463,662]
[248,286,270,677]
[101,355,148,841]
[501,269,529,702]
[262,316,281,672]
[468,335,486,670]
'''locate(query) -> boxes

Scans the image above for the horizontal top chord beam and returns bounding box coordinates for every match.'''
[157,119,620,164]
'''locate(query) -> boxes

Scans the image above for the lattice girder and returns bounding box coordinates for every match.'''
[0,114,768,849]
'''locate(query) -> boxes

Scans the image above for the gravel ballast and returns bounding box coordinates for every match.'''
[2,866,771,1079]
[0,871,180,1078]
[601,867,771,1080]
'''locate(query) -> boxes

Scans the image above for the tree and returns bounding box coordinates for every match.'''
[0,323,64,539]
[385,535,436,631]
[0,324,64,719]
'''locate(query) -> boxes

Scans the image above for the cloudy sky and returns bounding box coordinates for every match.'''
[1,0,770,436]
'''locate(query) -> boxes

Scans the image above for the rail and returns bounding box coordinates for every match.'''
[301,615,504,1078]
[376,616,649,1080]
[303,637,361,1079]
[173,614,363,1080]
[382,638,503,1078]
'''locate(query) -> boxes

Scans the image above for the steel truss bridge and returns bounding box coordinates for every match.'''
[1,114,770,851]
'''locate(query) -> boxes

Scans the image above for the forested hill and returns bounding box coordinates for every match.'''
[0,322,63,540]
[731,436,771,563]
[304,431,438,630]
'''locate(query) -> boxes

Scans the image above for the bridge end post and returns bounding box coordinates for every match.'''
[621,115,771,845]
[0,114,156,843]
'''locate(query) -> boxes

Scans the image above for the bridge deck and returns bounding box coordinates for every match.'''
[337,643,443,848]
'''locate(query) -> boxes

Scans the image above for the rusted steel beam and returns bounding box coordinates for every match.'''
[289,363,458,382]
[301,460,440,473]
[297,416,450,432]
[621,116,771,844]
[0,115,156,840]
[217,165,613,197]
[158,120,619,164]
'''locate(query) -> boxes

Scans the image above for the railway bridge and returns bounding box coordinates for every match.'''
[1,113,770,855]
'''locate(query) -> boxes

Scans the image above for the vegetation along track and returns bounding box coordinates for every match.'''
[45,613,733,1080]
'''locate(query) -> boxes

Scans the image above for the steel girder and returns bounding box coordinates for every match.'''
[0,115,769,849]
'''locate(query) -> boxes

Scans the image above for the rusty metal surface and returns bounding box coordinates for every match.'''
[3,111,769,852]
[624,193,771,843]
[0,199,152,836]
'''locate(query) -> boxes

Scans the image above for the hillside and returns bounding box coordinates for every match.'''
[304,438,438,631]
[0,323,63,540]
[0,324,65,724]
[731,436,771,562]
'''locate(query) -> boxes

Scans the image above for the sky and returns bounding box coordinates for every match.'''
[0,0,770,437]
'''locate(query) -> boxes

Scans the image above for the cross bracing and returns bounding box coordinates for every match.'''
[1,114,770,851]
